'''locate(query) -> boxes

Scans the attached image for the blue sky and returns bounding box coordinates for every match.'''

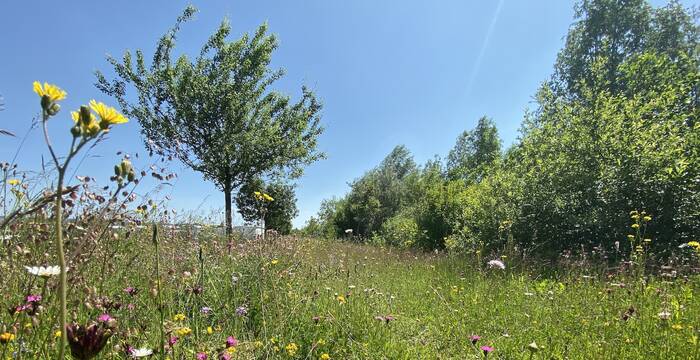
[0,1,685,228]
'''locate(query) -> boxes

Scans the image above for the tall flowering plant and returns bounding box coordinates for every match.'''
[33,81,129,359]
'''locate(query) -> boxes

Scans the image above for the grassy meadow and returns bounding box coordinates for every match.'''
[1,224,699,359]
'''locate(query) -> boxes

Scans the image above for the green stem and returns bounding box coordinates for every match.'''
[153,224,165,358]
[55,167,67,359]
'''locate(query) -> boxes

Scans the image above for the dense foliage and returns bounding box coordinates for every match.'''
[96,6,323,236]
[236,178,299,235]
[303,0,700,257]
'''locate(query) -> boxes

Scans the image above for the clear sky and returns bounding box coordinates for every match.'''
[0,0,685,228]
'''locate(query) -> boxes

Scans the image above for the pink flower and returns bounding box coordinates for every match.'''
[480,345,494,356]
[26,294,42,303]
[469,335,481,344]
[168,336,178,346]
[124,287,137,296]
[97,314,114,323]
[226,336,238,348]
[196,352,208,360]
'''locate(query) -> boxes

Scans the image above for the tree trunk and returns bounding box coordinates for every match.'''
[224,184,232,238]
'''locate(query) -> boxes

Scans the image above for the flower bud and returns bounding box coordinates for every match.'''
[79,106,92,126]
[71,125,82,137]
[127,171,136,182]
[48,103,61,116]
[114,165,121,177]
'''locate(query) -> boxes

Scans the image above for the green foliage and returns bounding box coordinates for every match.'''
[378,212,423,248]
[236,178,299,235]
[96,6,323,235]
[446,116,502,182]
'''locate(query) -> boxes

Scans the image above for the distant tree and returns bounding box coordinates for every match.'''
[235,178,299,235]
[96,7,324,236]
[446,116,501,182]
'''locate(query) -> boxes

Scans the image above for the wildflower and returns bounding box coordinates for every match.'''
[336,295,346,304]
[89,100,128,128]
[469,335,481,345]
[285,342,298,356]
[7,179,20,186]
[254,340,264,348]
[271,259,279,265]
[66,318,116,360]
[631,223,640,229]
[480,345,494,356]
[235,306,248,316]
[687,241,700,251]
[226,336,239,348]
[627,234,635,240]
[168,337,178,346]
[55,331,62,338]
[201,307,213,315]
[0,332,15,344]
[124,287,137,296]
[196,352,208,360]
[175,327,192,337]
[658,311,672,320]
[130,348,153,358]
[33,81,67,110]
[320,354,331,360]
[26,294,42,303]
[207,326,213,335]
[672,324,683,330]
[487,259,506,270]
[25,265,61,277]
[172,313,186,322]
[527,342,540,352]
[97,314,114,323]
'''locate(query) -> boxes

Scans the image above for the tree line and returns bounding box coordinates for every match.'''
[302,0,700,257]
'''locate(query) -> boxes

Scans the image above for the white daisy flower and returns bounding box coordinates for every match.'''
[25,265,62,277]
[487,259,506,270]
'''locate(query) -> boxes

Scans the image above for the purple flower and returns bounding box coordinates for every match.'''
[235,306,248,316]
[97,314,114,323]
[226,336,238,348]
[219,352,232,360]
[480,345,494,356]
[469,335,481,345]
[168,336,178,346]
[200,307,213,315]
[196,352,208,360]
[124,287,137,296]
[26,294,42,303]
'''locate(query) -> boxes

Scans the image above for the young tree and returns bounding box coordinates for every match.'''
[95,7,324,236]
[235,178,299,235]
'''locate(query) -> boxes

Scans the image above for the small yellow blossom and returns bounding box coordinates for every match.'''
[7,179,20,186]
[320,354,331,360]
[285,342,298,356]
[336,295,346,304]
[643,216,651,222]
[254,340,264,348]
[672,324,683,330]
[89,100,128,127]
[271,259,279,265]
[175,327,192,337]
[0,332,15,344]
[172,313,186,322]
[207,326,213,335]
[54,330,62,338]
[226,346,237,354]
[33,81,66,102]
[631,223,640,229]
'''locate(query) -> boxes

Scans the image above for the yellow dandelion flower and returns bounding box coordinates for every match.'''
[285,343,298,356]
[54,330,62,338]
[271,259,279,265]
[207,326,213,335]
[0,332,15,344]
[7,179,20,186]
[175,327,191,337]
[336,295,346,304]
[631,223,640,229]
[172,313,186,322]
[687,241,700,250]
[89,100,128,127]
[320,354,331,360]
[33,81,66,102]
[643,216,652,222]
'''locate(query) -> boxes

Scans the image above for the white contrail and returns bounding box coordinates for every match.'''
[465,0,505,95]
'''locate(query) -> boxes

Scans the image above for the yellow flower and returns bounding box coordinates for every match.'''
[263,193,274,201]
[207,326,213,335]
[226,346,237,354]
[317,339,326,346]
[336,295,346,304]
[7,179,20,186]
[643,216,652,222]
[172,313,186,322]
[0,332,15,344]
[33,81,66,102]
[687,241,700,250]
[672,324,684,330]
[320,354,331,360]
[627,234,635,240]
[89,100,128,127]
[254,340,264,348]
[631,223,640,229]
[175,327,192,337]
[271,259,279,265]
[285,342,298,356]
[54,330,62,338]
[71,109,101,137]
